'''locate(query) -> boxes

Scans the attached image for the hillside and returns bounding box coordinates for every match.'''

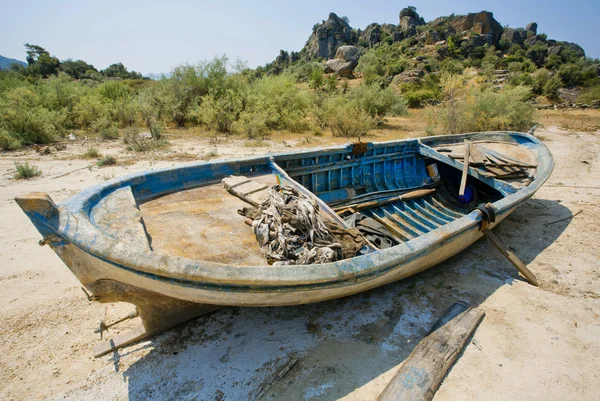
[269,7,597,101]
[0,55,27,70]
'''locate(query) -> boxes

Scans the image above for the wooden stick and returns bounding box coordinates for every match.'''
[378,305,485,401]
[459,140,470,197]
[333,189,436,212]
[544,209,583,226]
[481,228,539,286]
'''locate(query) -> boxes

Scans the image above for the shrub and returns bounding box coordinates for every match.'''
[82,147,101,158]
[401,86,439,108]
[236,110,270,139]
[531,69,550,95]
[93,117,119,140]
[347,84,408,118]
[2,87,59,144]
[325,75,337,92]
[14,161,41,179]
[97,155,116,167]
[429,74,534,134]
[473,86,535,131]
[246,74,310,132]
[0,129,22,150]
[324,97,375,137]
[577,86,600,103]
[543,75,562,100]
[194,89,243,133]
[123,127,167,152]
[309,69,324,90]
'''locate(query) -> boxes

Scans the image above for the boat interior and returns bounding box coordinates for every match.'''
[88,136,540,266]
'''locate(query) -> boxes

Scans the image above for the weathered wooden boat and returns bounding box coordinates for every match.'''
[16,131,553,357]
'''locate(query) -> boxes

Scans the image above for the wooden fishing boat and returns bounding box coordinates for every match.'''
[16,131,553,356]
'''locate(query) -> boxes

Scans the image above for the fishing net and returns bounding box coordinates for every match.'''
[239,185,366,265]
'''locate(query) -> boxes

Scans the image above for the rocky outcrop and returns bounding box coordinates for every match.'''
[399,7,425,37]
[526,22,538,35]
[324,45,361,77]
[275,50,299,65]
[500,28,526,47]
[305,13,357,59]
[451,11,503,44]
[361,23,381,48]
[548,41,586,58]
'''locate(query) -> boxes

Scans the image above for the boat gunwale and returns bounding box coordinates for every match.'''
[49,131,553,289]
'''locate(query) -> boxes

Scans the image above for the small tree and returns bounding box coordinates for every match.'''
[309,69,324,89]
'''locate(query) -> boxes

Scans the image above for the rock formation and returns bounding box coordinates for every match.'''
[304,13,357,59]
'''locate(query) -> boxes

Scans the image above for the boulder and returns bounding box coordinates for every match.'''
[526,22,538,35]
[361,23,381,47]
[392,69,424,85]
[399,7,424,37]
[500,28,525,46]
[425,30,441,45]
[305,12,357,59]
[451,11,503,44]
[525,34,547,47]
[399,7,420,19]
[334,45,361,63]
[325,58,357,78]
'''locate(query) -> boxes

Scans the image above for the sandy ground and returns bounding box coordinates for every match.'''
[1,125,599,401]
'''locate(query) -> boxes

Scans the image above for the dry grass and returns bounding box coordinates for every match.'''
[537,109,600,132]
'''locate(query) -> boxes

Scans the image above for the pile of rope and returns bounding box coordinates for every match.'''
[239,185,366,265]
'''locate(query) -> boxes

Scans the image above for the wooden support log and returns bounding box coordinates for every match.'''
[481,228,539,286]
[378,304,485,401]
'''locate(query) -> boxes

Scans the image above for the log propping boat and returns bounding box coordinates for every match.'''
[16,131,553,356]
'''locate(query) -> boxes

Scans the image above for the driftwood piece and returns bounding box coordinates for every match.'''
[482,228,539,286]
[545,209,583,226]
[378,304,485,401]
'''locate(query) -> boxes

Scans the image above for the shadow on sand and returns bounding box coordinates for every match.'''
[113,198,570,401]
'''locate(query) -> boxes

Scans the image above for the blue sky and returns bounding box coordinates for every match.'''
[1,0,598,75]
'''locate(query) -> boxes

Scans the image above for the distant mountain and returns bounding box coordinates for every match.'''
[0,55,27,70]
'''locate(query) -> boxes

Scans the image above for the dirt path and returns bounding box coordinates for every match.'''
[1,127,599,401]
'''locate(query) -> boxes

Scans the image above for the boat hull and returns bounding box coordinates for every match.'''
[17,131,551,307]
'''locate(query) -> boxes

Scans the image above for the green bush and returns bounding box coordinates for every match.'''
[1,87,62,144]
[543,75,562,100]
[82,147,101,158]
[194,89,243,133]
[429,74,534,134]
[309,69,324,90]
[0,129,22,150]
[93,117,119,140]
[347,84,407,118]
[236,110,270,139]
[577,86,600,103]
[14,161,42,179]
[97,155,117,167]
[246,74,310,132]
[323,97,375,137]
[401,87,439,108]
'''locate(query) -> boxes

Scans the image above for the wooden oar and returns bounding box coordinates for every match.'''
[333,188,436,212]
